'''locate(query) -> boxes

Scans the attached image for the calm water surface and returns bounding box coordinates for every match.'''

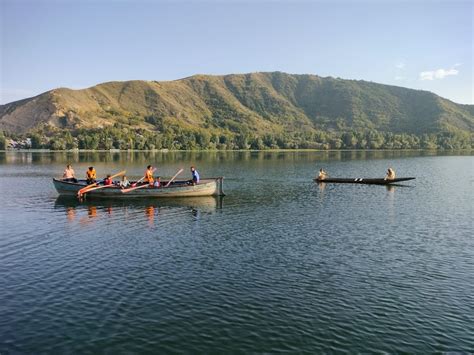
[0,151,473,353]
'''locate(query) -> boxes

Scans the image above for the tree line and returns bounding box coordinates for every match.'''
[0,125,471,150]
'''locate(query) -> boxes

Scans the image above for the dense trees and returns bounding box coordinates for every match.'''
[3,125,470,150]
[0,132,5,150]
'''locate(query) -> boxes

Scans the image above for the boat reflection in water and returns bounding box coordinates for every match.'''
[55,196,223,226]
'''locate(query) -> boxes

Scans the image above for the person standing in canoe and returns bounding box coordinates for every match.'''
[144,165,155,185]
[318,168,328,180]
[86,166,97,184]
[63,164,78,183]
[190,166,200,185]
[384,168,396,180]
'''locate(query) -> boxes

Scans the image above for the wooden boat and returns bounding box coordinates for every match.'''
[314,177,415,185]
[53,177,225,198]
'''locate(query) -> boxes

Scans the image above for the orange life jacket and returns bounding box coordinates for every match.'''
[145,169,154,183]
[86,169,96,179]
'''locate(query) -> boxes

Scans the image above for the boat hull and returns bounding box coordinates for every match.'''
[53,178,225,198]
[314,177,415,185]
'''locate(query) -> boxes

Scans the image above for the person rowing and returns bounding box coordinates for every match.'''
[190,166,200,185]
[144,165,155,185]
[104,174,113,186]
[119,175,130,188]
[86,166,97,184]
[317,168,328,180]
[63,164,78,183]
[384,167,396,180]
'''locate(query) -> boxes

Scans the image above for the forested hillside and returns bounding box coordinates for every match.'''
[0,72,472,150]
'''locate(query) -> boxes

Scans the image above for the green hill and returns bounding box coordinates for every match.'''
[0,72,472,149]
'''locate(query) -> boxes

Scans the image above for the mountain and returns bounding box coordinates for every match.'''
[0,72,472,149]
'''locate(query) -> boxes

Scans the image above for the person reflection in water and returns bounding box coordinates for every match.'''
[66,207,76,222]
[146,206,155,226]
[88,206,97,218]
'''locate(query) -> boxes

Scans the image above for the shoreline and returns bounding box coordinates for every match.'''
[1,148,473,153]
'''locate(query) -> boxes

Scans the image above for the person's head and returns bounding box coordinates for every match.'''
[320,168,323,172]
[67,164,72,169]
[88,166,94,171]
[157,176,161,181]
[107,174,111,178]
[147,165,152,170]
[122,175,127,180]
[190,166,195,172]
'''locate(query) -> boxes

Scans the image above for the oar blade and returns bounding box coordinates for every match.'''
[164,168,184,187]
[78,170,126,196]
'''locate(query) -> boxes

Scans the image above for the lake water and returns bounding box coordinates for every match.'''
[1,151,473,353]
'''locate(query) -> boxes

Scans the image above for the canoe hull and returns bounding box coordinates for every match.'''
[314,177,415,185]
[53,178,225,198]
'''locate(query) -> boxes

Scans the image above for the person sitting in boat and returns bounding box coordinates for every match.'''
[86,166,97,184]
[153,177,161,188]
[384,168,396,180]
[63,164,78,183]
[119,175,130,188]
[318,168,328,180]
[144,165,155,185]
[190,166,200,185]
[104,174,113,186]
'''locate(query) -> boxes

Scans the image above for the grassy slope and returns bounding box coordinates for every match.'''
[0,72,472,135]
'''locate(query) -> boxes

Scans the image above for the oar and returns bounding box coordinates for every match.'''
[131,168,157,187]
[121,184,150,194]
[78,170,126,196]
[81,184,116,194]
[165,168,184,187]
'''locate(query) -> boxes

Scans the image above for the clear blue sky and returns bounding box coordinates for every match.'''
[1,0,472,104]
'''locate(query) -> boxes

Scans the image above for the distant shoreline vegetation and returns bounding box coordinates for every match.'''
[0,127,471,151]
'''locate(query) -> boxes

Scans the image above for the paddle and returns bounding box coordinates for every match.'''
[81,184,116,194]
[78,170,126,196]
[165,168,184,187]
[121,183,150,194]
[131,168,157,187]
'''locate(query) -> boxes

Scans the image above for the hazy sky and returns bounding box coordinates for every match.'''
[1,0,472,104]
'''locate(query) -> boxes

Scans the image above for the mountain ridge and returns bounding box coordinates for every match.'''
[0,72,472,150]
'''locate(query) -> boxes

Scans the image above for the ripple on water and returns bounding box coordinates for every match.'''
[1,153,473,353]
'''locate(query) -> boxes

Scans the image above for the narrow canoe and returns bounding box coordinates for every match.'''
[53,177,225,198]
[313,177,415,185]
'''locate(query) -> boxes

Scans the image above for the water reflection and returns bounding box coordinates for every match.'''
[1,150,471,166]
[55,196,223,225]
[317,182,327,192]
[145,205,155,226]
